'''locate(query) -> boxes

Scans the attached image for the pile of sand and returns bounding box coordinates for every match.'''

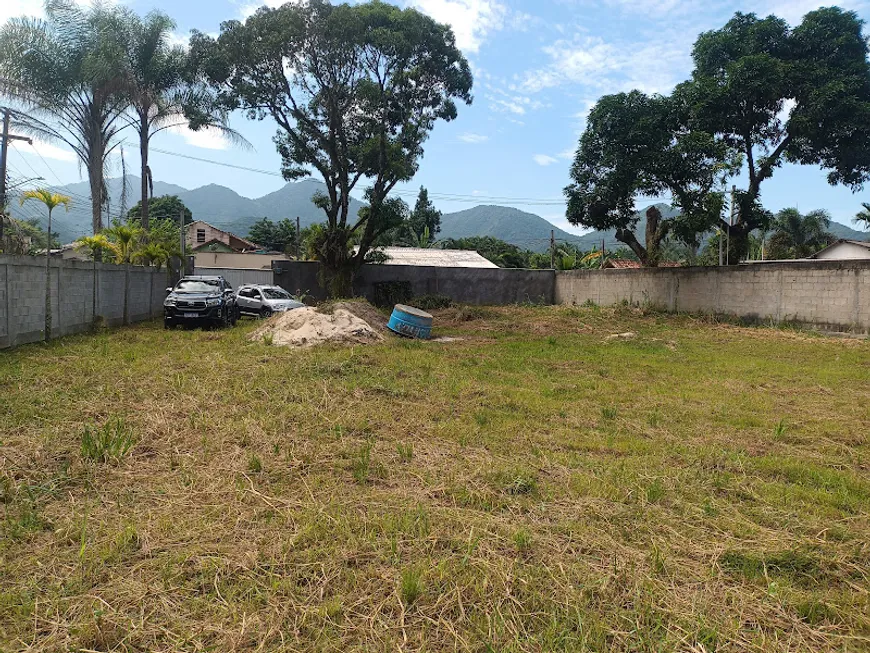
[248,305,384,348]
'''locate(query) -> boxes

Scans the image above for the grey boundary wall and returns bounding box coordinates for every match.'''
[1,255,168,349]
[272,261,556,305]
[275,259,869,333]
[556,260,870,334]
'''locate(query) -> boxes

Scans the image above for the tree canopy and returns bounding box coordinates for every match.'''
[247,218,297,254]
[566,7,870,264]
[127,195,192,226]
[0,1,130,234]
[191,0,472,295]
[766,208,834,259]
[565,90,738,266]
[407,187,442,244]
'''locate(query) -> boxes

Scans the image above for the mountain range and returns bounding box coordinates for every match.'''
[9,175,867,251]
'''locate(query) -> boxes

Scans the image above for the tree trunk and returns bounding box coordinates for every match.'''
[615,228,649,266]
[140,119,150,233]
[44,207,52,341]
[89,141,105,235]
[643,206,670,268]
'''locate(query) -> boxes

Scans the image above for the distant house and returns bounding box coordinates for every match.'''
[186,220,292,270]
[603,259,682,269]
[187,220,260,253]
[373,247,499,269]
[811,239,870,260]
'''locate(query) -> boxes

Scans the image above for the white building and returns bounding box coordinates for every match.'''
[812,239,870,260]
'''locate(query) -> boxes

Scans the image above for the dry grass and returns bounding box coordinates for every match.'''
[1,304,868,652]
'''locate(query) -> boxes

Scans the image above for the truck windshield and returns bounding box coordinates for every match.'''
[176,279,220,293]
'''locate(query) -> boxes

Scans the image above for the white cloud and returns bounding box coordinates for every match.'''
[0,0,94,24]
[485,90,547,116]
[406,0,508,53]
[533,154,558,166]
[459,132,489,143]
[23,140,78,163]
[520,34,690,97]
[168,122,229,150]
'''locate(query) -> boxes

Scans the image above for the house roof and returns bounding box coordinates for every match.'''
[604,259,682,269]
[374,247,499,268]
[188,220,261,251]
[811,239,870,258]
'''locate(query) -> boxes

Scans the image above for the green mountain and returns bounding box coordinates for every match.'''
[440,202,868,254]
[439,205,587,253]
[11,174,867,250]
[8,176,364,244]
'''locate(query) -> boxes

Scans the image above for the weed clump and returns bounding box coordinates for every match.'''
[80,417,135,463]
[400,568,423,606]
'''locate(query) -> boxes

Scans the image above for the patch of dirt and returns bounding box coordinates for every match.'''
[605,332,637,341]
[248,306,383,348]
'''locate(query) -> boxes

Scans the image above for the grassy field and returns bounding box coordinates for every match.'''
[1,304,868,652]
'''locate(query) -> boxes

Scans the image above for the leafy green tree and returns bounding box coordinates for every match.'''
[247,218,297,254]
[407,187,442,243]
[686,8,870,258]
[191,0,472,296]
[15,218,60,253]
[440,236,530,268]
[127,195,192,226]
[565,90,737,266]
[855,203,870,231]
[0,1,129,234]
[766,208,834,259]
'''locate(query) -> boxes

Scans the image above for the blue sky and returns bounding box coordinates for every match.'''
[4,0,870,233]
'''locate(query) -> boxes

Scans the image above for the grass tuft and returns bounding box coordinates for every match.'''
[399,568,423,607]
[80,417,136,463]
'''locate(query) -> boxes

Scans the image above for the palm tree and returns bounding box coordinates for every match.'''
[134,243,170,269]
[0,1,129,235]
[20,189,71,340]
[74,233,115,321]
[117,10,246,233]
[855,203,870,232]
[102,220,144,325]
[768,208,835,259]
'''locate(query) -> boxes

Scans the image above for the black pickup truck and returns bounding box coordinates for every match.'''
[164,276,239,329]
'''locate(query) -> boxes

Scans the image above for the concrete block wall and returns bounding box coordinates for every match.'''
[555,260,870,334]
[0,256,168,349]
[272,261,555,305]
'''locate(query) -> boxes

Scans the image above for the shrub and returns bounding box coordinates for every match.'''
[411,294,453,310]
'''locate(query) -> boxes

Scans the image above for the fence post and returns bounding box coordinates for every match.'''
[4,261,11,347]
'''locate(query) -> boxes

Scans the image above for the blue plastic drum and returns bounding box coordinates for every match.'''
[387,304,433,339]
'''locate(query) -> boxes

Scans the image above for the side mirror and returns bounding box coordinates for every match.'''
[165,287,173,294]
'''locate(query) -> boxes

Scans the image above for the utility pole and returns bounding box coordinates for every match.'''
[296,216,301,261]
[550,229,555,269]
[0,108,34,244]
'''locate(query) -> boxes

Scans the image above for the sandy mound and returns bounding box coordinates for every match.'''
[248,306,383,348]
[326,301,389,334]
